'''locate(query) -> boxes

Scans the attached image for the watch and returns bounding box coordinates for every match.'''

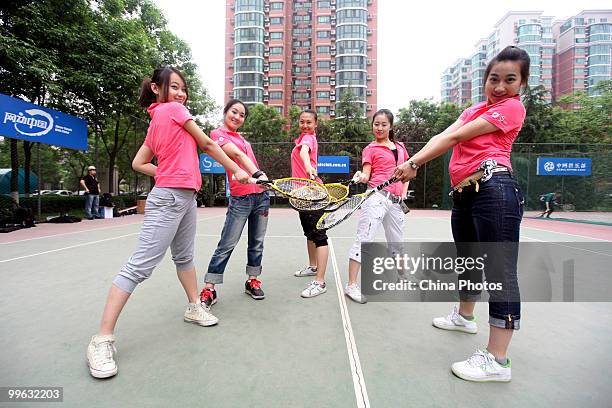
[407,160,419,170]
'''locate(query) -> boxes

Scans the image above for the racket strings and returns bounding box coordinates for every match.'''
[317,195,364,229]
[274,179,328,201]
[325,184,349,202]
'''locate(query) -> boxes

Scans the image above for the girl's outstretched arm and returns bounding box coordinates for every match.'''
[220,142,260,176]
[394,118,498,181]
[300,145,317,179]
[132,144,156,177]
[183,120,249,183]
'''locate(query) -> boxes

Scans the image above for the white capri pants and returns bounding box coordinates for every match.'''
[113,187,197,294]
[348,192,405,263]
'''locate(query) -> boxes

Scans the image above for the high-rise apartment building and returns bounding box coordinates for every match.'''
[554,10,612,97]
[440,58,472,106]
[442,9,611,105]
[225,0,378,118]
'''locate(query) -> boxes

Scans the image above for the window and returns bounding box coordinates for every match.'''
[574,68,585,75]
[235,43,264,57]
[273,106,283,114]
[317,60,331,69]
[317,46,330,54]
[318,16,331,24]
[317,1,330,8]
[235,12,264,28]
[270,2,283,9]
[270,62,283,70]
[270,32,283,40]
[317,76,330,83]
[317,31,330,39]
[316,106,330,114]
[270,17,283,24]
[235,28,264,42]
[269,76,283,84]
[269,91,283,99]
[575,58,585,64]
[317,91,330,99]
[270,47,283,55]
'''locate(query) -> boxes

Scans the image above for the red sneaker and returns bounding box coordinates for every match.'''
[245,278,265,300]
[199,287,217,307]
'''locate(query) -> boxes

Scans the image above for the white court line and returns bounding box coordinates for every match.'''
[0,220,144,245]
[0,215,228,263]
[521,226,611,242]
[520,235,612,257]
[1,215,226,245]
[329,239,370,408]
[0,233,139,263]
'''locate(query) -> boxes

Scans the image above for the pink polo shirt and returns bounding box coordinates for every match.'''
[449,96,525,186]
[362,141,409,197]
[144,102,201,191]
[210,127,262,196]
[291,132,322,183]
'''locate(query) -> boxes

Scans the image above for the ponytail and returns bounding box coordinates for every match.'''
[139,77,157,108]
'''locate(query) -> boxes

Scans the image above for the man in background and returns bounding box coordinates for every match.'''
[538,191,561,218]
[81,165,101,220]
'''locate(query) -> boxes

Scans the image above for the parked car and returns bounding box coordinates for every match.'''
[52,190,73,196]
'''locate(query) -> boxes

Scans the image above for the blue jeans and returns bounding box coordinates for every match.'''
[451,173,524,330]
[205,192,270,284]
[85,194,99,218]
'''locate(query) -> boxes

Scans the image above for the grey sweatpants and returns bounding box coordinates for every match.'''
[113,187,197,294]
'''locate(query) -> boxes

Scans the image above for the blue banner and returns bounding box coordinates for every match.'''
[537,157,592,176]
[0,93,88,150]
[199,153,226,174]
[318,155,350,174]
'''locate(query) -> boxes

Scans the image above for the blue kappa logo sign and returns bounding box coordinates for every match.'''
[199,154,226,174]
[0,93,88,150]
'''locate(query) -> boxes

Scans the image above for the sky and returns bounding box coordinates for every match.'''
[153,0,611,114]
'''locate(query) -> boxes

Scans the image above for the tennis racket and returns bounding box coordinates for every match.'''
[237,176,329,201]
[289,174,361,211]
[316,177,398,230]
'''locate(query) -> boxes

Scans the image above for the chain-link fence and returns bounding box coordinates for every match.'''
[244,142,611,211]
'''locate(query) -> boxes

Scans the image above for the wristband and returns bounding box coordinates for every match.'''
[252,170,264,178]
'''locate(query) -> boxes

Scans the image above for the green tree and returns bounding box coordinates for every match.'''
[518,85,557,143]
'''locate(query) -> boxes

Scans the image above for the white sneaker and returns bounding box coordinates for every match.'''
[432,306,478,334]
[184,303,219,326]
[294,265,317,277]
[301,281,327,298]
[87,334,118,378]
[451,349,512,382]
[344,283,367,304]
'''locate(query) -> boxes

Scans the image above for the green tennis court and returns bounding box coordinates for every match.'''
[0,208,611,407]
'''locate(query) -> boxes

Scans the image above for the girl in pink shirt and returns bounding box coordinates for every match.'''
[346,109,409,304]
[199,99,270,310]
[394,46,530,383]
[291,110,330,299]
[86,67,249,379]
